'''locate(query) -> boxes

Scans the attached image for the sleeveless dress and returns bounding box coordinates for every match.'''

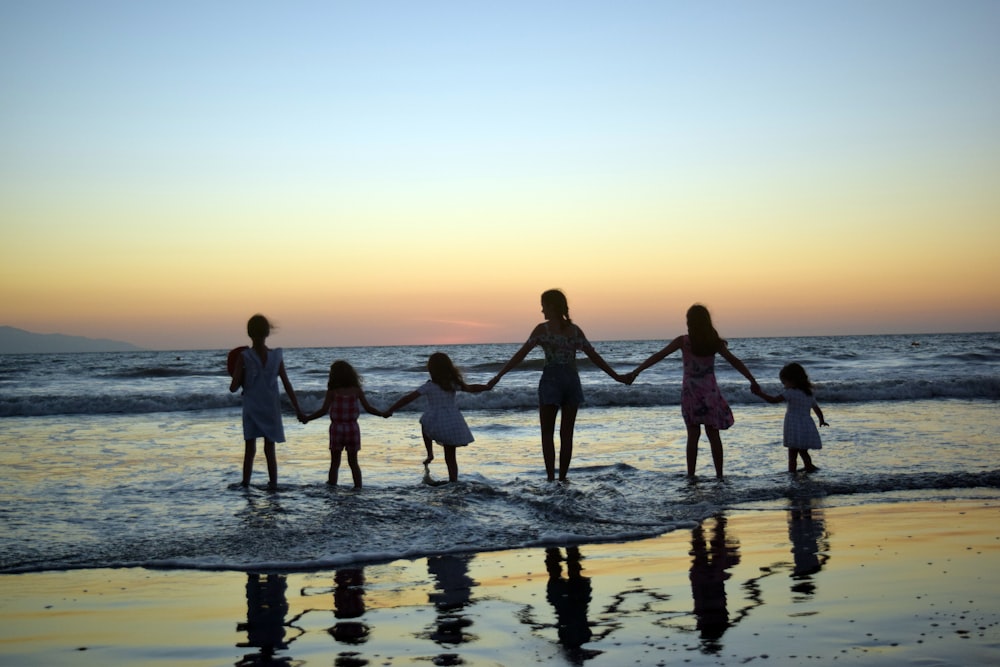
[529,322,593,406]
[781,388,823,450]
[328,393,361,453]
[680,336,734,430]
[241,347,286,442]
[418,381,474,447]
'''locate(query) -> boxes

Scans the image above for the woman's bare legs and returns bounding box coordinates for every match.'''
[558,403,579,481]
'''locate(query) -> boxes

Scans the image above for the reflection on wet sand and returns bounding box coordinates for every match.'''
[688,514,741,653]
[545,546,600,664]
[787,499,829,598]
[329,568,369,645]
[224,507,837,664]
[236,573,293,666]
[425,553,477,663]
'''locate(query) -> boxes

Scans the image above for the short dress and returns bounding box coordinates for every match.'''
[529,322,592,406]
[418,381,474,447]
[680,336,735,430]
[241,347,286,442]
[328,393,361,453]
[782,388,823,450]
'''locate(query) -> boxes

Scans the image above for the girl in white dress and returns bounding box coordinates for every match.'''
[753,363,829,473]
[386,352,490,483]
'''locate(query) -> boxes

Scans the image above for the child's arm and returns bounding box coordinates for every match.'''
[385,389,421,417]
[229,355,245,393]
[357,389,387,418]
[278,362,304,420]
[626,336,683,383]
[303,391,332,423]
[461,383,491,393]
[813,402,829,426]
[752,385,784,404]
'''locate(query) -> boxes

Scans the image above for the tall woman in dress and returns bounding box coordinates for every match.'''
[626,304,759,478]
[488,289,626,482]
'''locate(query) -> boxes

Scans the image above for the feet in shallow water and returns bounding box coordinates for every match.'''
[804,465,820,473]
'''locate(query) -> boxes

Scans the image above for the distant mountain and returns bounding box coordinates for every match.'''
[0,326,144,354]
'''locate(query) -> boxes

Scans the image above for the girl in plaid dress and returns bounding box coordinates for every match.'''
[752,363,829,473]
[625,305,760,478]
[386,352,490,483]
[303,360,386,488]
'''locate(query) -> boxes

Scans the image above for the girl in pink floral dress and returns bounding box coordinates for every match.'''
[626,305,760,478]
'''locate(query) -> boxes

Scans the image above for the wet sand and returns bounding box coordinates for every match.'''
[2,498,998,666]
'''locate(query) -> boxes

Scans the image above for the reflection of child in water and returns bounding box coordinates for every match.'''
[237,573,289,662]
[787,500,828,597]
[330,568,369,645]
[426,554,476,645]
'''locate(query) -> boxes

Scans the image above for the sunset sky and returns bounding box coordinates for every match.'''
[2,1,998,350]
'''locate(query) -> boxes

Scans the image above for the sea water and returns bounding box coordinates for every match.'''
[1,333,998,573]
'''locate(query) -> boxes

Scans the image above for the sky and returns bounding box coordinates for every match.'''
[2,1,998,350]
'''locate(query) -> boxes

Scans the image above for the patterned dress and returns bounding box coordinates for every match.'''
[418,381,474,447]
[528,322,593,406]
[328,393,361,453]
[781,388,823,450]
[241,347,286,442]
[680,336,735,430]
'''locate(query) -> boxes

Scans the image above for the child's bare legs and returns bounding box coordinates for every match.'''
[685,424,701,477]
[421,428,434,465]
[705,427,724,478]
[539,404,559,481]
[346,449,362,489]
[800,450,818,472]
[558,403,579,481]
[788,448,798,473]
[263,440,277,488]
[443,445,458,482]
[242,439,256,486]
[328,449,342,485]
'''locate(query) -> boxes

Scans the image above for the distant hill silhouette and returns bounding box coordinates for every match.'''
[0,326,144,354]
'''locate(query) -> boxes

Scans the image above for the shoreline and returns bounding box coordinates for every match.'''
[3,497,999,666]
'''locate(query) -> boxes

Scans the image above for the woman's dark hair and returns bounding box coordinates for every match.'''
[686,304,723,356]
[541,289,572,324]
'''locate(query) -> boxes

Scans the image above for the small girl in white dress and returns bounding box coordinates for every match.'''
[386,352,490,482]
[753,362,829,473]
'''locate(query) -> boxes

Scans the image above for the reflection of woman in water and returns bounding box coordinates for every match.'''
[689,515,741,654]
[329,568,369,645]
[426,554,476,646]
[787,499,828,597]
[545,546,597,664]
[237,573,291,666]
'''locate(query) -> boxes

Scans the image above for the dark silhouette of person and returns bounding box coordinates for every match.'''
[688,514,741,653]
[328,568,369,645]
[236,573,291,666]
[545,546,599,663]
[787,499,828,597]
[426,553,477,654]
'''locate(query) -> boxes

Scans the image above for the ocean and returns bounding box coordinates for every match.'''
[1,332,998,574]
